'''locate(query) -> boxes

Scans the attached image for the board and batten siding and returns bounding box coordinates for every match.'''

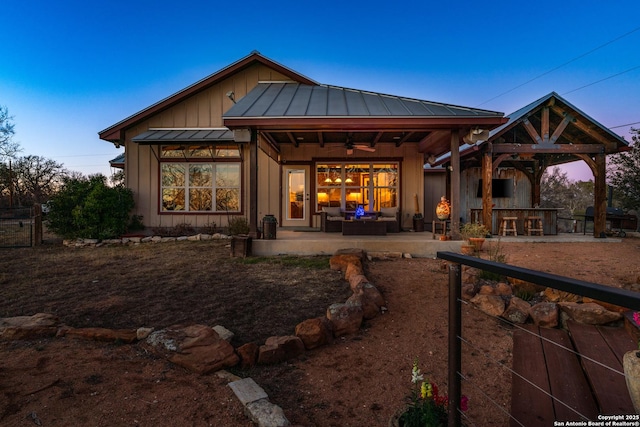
[123,63,291,229]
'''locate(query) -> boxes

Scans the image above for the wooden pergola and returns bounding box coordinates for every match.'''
[445,92,628,237]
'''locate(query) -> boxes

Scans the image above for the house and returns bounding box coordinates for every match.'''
[98,51,509,235]
[424,92,629,236]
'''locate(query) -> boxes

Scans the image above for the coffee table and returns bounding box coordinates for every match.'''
[342,219,387,236]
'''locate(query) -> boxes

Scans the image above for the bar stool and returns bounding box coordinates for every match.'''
[499,217,518,236]
[526,216,544,236]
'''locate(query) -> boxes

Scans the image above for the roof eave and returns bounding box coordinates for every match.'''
[223,116,508,130]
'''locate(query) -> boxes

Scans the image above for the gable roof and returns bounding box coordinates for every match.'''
[99,51,318,143]
[489,91,628,150]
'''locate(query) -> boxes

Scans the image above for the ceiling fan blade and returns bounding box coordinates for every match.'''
[355,145,376,152]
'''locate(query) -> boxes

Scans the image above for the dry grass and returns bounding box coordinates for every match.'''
[0,239,350,345]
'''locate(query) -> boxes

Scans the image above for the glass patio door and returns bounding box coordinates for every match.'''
[282,166,310,227]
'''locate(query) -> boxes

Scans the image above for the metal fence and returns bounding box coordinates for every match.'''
[436,251,640,427]
[0,206,41,248]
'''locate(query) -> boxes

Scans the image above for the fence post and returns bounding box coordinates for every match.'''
[448,262,462,427]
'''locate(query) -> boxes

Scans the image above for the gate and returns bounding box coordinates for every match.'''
[0,206,41,248]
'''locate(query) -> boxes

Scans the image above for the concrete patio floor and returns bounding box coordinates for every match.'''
[251,230,627,258]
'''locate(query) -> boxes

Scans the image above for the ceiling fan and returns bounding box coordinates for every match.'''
[345,138,375,155]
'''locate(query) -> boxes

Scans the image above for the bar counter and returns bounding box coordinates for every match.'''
[470,208,558,235]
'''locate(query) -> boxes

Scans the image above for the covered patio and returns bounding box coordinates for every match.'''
[430,92,629,237]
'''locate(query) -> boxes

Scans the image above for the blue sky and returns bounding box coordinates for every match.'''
[1,0,639,180]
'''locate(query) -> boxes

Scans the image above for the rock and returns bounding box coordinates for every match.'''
[461,284,477,301]
[558,302,623,325]
[583,297,627,313]
[213,325,235,341]
[470,295,505,317]
[83,238,99,245]
[294,317,333,350]
[403,253,412,259]
[462,266,478,285]
[141,236,153,243]
[367,251,403,260]
[258,336,305,365]
[162,237,176,242]
[129,236,142,243]
[229,378,291,427]
[511,278,545,295]
[503,297,530,324]
[200,234,212,240]
[62,327,138,343]
[146,325,239,374]
[137,327,153,340]
[348,274,369,292]
[176,236,188,241]
[347,292,379,320]
[544,288,581,303]
[329,249,364,272]
[187,234,201,241]
[237,342,259,368]
[246,399,291,427]
[529,302,558,328]
[344,262,364,281]
[495,282,513,296]
[326,301,363,337]
[0,313,60,340]
[151,236,162,243]
[361,283,385,309]
[479,284,495,295]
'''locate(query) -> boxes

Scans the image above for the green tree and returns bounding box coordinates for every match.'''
[540,166,593,216]
[608,128,640,216]
[46,174,135,239]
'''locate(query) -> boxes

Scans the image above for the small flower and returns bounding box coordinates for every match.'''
[411,359,424,384]
[420,381,432,399]
[634,312,640,326]
[460,395,469,412]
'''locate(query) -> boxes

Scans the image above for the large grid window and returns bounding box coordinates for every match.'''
[160,145,240,212]
[316,163,398,212]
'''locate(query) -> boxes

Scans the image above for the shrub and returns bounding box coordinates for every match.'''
[46,175,135,240]
[228,216,250,235]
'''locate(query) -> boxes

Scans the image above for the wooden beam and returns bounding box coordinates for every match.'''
[249,129,259,237]
[418,130,450,152]
[594,153,607,238]
[450,130,461,240]
[541,107,550,144]
[317,132,324,147]
[550,114,573,144]
[522,117,543,144]
[372,132,383,147]
[575,154,596,172]
[492,153,512,173]
[396,131,415,147]
[286,132,298,147]
[492,143,604,154]
[550,106,611,147]
[482,152,493,233]
[260,132,281,153]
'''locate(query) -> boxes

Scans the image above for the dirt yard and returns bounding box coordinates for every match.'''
[1,236,639,426]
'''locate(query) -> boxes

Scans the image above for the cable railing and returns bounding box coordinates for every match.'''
[436,251,640,427]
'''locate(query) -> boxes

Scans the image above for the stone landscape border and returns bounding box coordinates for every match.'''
[0,246,390,427]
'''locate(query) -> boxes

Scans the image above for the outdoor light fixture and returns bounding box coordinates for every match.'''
[345,177,353,183]
[226,91,236,103]
[335,177,342,183]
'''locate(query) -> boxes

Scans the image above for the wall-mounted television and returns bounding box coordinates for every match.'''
[477,179,513,198]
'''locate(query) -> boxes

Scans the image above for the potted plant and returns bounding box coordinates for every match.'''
[413,213,424,232]
[460,222,490,252]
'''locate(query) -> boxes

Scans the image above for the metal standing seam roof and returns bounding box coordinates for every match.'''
[223,83,504,119]
[131,129,235,143]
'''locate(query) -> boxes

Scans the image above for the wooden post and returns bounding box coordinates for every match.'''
[533,161,543,207]
[249,129,259,237]
[594,153,607,238]
[448,261,462,427]
[450,130,461,240]
[482,152,493,232]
